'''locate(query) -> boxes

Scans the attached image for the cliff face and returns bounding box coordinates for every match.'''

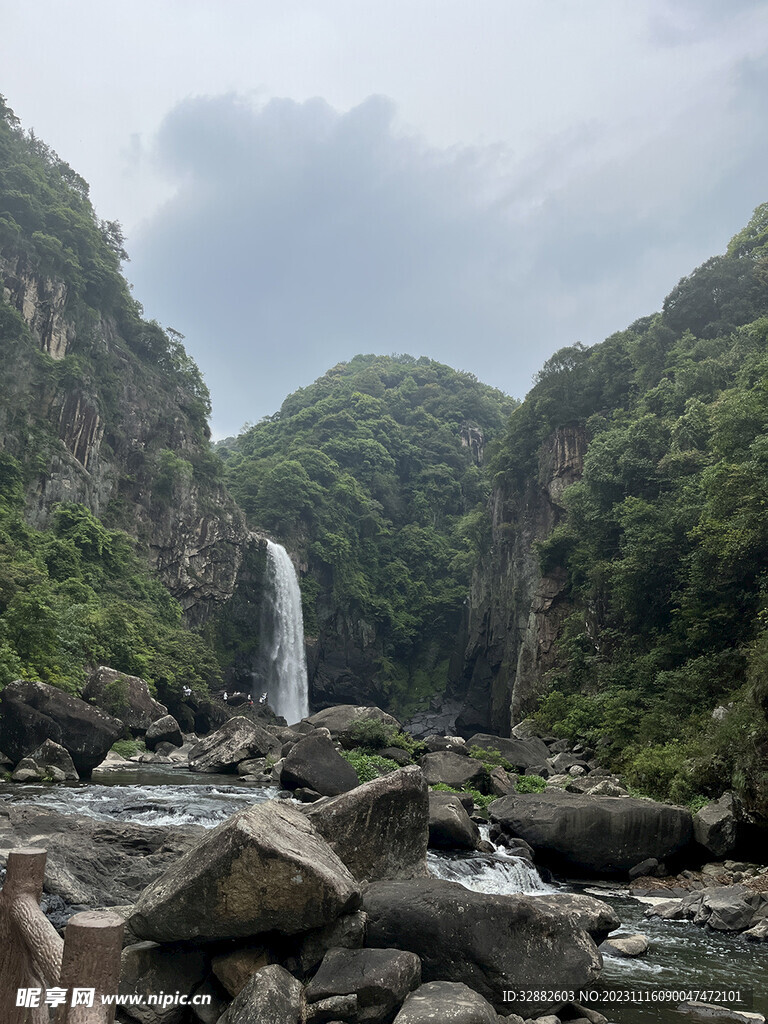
[0,253,249,623]
[459,425,586,735]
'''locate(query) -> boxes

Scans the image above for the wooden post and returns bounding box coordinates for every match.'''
[0,848,64,1024]
[58,911,124,1024]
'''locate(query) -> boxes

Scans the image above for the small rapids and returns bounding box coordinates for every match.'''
[0,766,278,828]
[428,845,553,895]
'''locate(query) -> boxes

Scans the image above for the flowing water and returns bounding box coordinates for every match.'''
[2,773,765,1022]
[0,765,278,828]
[260,540,309,725]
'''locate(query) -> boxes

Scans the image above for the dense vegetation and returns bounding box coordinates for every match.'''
[0,452,220,701]
[220,354,516,712]
[0,95,225,701]
[492,204,768,814]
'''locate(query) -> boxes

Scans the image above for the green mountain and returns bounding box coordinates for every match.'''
[220,354,516,715]
[464,203,768,816]
[0,94,246,702]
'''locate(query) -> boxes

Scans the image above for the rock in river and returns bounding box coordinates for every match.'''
[489,789,693,876]
[0,679,122,776]
[128,801,361,943]
[305,765,429,880]
[363,877,601,1014]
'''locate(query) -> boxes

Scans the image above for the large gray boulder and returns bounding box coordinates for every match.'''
[83,666,168,735]
[145,715,183,751]
[188,716,281,772]
[680,885,768,933]
[489,790,693,876]
[305,947,422,1024]
[219,965,303,1024]
[25,739,79,781]
[128,801,361,943]
[119,942,209,1024]
[467,733,550,771]
[530,893,620,945]
[281,730,359,796]
[693,793,739,858]
[306,765,429,880]
[428,792,481,850]
[363,878,602,1014]
[307,705,401,746]
[0,805,202,906]
[419,751,488,791]
[393,981,500,1024]
[0,679,123,776]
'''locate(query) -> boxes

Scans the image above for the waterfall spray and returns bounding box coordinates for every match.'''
[260,540,309,724]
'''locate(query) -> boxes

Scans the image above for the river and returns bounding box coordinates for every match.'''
[1,767,765,1023]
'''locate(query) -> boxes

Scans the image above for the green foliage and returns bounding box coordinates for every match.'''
[223,354,516,710]
[111,738,145,758]
[0,471,221,697]
[346,717,425,756]
[514,774,547,793]
[430,781,494,811]
[340,749,401,783]
[468,745,515,772]
[507,206,768,811]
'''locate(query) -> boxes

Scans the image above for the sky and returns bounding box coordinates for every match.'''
[3,1,768,437]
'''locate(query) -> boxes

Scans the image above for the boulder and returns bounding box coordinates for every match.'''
[193,700,229,736]
[26,739,79,780]
[119,942,209,1024]
[83,666,168,735]
[145,715,183,751]
[219,964,303,1024]
[467,733,550,771]
[305,947,421,1024]
[212,946,272,996]
[419,751,488,790]
[378,746,414,766]
[644,899,685,921]
[680,885,768,933]
[0,805,203,907]
[11,758,42,782]
[393,981,500,1024]
[281,730,359,796]
[305,766,429,880]
[188,717,281,772]
[693,793,739,858]
[531,893,620,945]
[282,910,367,976]
[128,801,361,943]
[428,793,480,850]
[489,766,514,797]
[489,790,693,876]
[0,679,123,776]
[307,705,401,746]
[600,934,649,958]
[363,878,602,1014]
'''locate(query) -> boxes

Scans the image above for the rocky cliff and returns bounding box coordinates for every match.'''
[457,425,586,735]
[0,251,249,624]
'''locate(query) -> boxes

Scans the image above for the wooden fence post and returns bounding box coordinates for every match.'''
[58,912,124,1024]
[1,850,124,1024]
[0,848,64,1024]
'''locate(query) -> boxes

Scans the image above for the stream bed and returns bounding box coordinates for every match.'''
[1,768,765,1023]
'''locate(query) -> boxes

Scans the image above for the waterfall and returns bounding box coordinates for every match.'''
[259,541,309,725]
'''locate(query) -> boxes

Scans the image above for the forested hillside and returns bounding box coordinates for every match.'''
[220,355,516,713]
[480,204,768,815]
[0,95,240,702]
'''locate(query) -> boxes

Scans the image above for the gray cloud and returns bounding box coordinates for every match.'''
[129,58,768,436]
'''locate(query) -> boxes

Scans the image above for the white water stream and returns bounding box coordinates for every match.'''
[260,540,309,725]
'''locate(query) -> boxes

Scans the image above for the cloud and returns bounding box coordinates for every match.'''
[128,64,768,436]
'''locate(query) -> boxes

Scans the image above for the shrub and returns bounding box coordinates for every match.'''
[515,774,547,793]
[340,749,400,783]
